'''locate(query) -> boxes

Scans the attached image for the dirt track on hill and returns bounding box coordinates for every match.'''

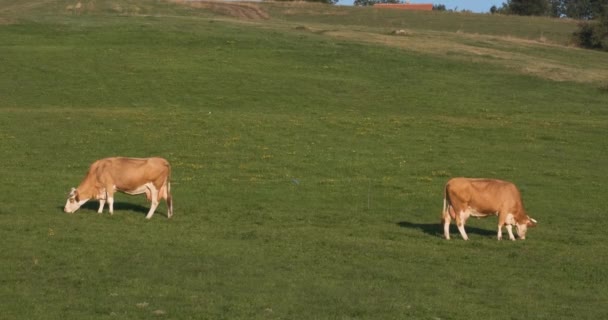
[169,0,269,19]
[0,0,55,14]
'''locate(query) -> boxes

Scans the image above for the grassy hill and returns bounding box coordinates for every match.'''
[1,1,607,319]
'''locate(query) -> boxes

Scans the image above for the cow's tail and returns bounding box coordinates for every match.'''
[166,179,173,218]
[442,185,448,224]
[165,163,173,219]
[442,183,454,223]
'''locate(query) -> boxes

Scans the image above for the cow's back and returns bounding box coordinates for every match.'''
[95,157,170,190]
[446,178,523,215]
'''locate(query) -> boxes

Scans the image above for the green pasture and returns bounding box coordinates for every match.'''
[1,1,607,319]
[265,2,578,44]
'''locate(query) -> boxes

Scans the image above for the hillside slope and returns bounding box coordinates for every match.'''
[2,0,605,85]
[1,1,607,320]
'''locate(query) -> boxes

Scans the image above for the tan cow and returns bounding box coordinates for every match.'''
[442,177,536,240]
[64,157,173,219]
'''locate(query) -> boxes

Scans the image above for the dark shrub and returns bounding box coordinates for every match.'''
[573,20,608,51]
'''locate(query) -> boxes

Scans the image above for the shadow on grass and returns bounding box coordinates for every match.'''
[397,221,496,238]
[57,202,150,215]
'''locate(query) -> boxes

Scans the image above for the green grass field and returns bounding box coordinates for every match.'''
[1,1,608,319]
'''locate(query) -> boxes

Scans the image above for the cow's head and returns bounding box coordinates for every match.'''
[64,188,86,213]
[516,216,537,240]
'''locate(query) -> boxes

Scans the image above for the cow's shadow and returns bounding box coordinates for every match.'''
[397,221,496,238]
[58,202,150,215]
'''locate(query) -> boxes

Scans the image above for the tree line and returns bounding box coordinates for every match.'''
[299,0,606,19]
[492,0,607,50]
[491,0,606,19]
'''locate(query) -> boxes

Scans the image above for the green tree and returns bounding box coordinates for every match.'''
[541,0,608,19]
[507,0,550,16]
[574,9,608,50]
[548,0,566,17]
[490,3,510,14]
[564,0,607,19]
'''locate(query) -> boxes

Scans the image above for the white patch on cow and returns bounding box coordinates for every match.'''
[108,195,114,215]
[97,188,107,213]
[506,224,516,240]
[506,213,520,240]
[145,183,159,219]
[466,207,482,218]
[505,213,516,225]
[443,208,452,240]
[460,209,470,220]
[456,210,470,240]
[98,199,105,213]
[516,222,528,240]
[122,183,152,195]
[466,207,498,218]
[496,213,517,240]
[64,197,89,213]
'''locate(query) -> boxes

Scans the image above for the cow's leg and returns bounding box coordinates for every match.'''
[97,189,106,214]
[145,183,159,220]
[104,186,115,215]
[497,213,509,240]
[506,225,516,241]
[497,225,503,240]
[456,210,469,240]
[442,208,452,240]
[159,182,173,219]
[497,217,504,240]
[107,196,114,215]
[502,213,516,241]
[98,199,105,213]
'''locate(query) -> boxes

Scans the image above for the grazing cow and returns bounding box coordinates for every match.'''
[442,177,536,240]
[64,157,173,219]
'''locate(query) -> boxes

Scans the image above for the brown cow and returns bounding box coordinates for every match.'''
[442,178,537,240]
[64,157,173,219]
